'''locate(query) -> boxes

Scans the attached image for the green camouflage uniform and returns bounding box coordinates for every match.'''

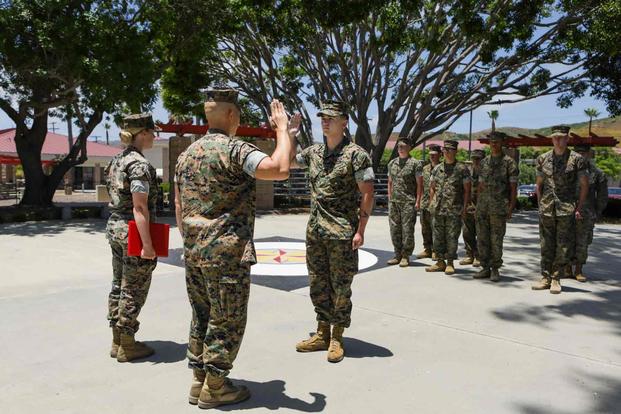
[296,138,374,328]
[387,156,423,258]
[105,146,158,335]
[536,149,587,276]
[573,159,608,265]
[430,161,471,260]
[476,154,519,270]
[175,128,268,378]
[462,163,479,258]
[420,162,435,252]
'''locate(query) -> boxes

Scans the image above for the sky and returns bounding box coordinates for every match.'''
[0,91,610,144]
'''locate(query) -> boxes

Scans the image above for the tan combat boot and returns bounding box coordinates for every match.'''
[110,326,120,358]
[296,322,331,352]
[532,275,552,291]
[425,259,446,272]
[327,326,345,363]
[490,268,500,282]
[116,333,154,362]
[386,256,401,265]
[550,278,562,294]
[472,257,481,267]
[574,264,587,282]
[416,249,432,259]
[431,252,438,261]
[444,260,456,275]
[189,369,206,405]
[474,268,491,279]
[197,375,250,409]
[459,256,474,265]
[399,257,410,267]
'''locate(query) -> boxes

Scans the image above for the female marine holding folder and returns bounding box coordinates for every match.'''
[105,113,159,362]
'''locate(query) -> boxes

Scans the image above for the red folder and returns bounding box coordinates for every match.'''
[127,220,170,257]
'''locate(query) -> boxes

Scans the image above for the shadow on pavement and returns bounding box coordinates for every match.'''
[219,379,326,412]
[514,370,621,414]
[343,337,394,358]
[0,219,107,236]
[138,340,187,364]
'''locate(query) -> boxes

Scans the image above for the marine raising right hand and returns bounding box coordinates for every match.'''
[269,99,289,131]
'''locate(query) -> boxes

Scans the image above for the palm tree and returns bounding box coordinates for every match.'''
[104,115,111,145]
[487,110,499,132]
[584,108,600,135]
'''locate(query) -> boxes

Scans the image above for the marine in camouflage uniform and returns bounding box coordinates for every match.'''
[460,149,484,266]
[175,90,293,408]
[416,144,441,259]
[294,100,375,363]
[532,125,588,294]
[474,133,519,282]
[387,137,423,266]
[427,139,471,275]
[106,113,158,362]
[175,90,272,403]
[571,144,608,282]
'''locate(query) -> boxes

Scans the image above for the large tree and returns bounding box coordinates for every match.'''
[201,1,600,168]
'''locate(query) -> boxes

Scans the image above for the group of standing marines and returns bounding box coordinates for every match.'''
[103,89,608,410]
[386,125,608,294]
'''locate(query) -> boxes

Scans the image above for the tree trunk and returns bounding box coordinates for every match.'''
[588,118,592,135]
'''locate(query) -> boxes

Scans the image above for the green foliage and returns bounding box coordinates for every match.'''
[518,163,537,185]
[516,196,537,210]
[594,148,621,180]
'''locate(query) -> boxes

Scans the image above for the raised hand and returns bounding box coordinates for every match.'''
[269,99,289,131]
[288,112,302,138]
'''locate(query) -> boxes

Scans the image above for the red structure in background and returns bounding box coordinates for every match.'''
[479,132,619,147]
[156,122,277,139]
[0,155,55,166]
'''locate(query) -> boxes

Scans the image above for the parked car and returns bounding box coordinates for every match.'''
[518,184,536,198]
[608,187,621,200]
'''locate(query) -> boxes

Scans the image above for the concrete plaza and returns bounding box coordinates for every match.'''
[1,211,620,414]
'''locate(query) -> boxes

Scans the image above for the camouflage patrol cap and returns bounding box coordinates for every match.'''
[574,143,592,153]
[317,100,348,118]
[471,149,485,159]
[550,125,570,137]
[397,136,413,146]
[122,113,157,131]
[443,139,459,150]
[489,131,507,141]
[428,144,441,155]
[202,88,241,110]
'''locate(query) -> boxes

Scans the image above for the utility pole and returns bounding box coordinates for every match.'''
[468,109,473,158]
[91,135,100,143]
[49,122,58,133]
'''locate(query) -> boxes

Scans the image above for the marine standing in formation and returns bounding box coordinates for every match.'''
[105,113,159,362]
[570,143,608,282]
[532,125,588,294]
[293,100,375,363]
[460,149,484,267]
[386,136,423,267]
[426,139,471,275]
[474,132,519,282]
[174,90,294,408]
[416,144,441,260]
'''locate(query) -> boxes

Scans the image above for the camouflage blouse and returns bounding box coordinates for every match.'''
[387,156,423,204]
[430,161,471,216]
[296,138,374,240]
[536,149,587,217]
[476,154,519,215]
[577,159,608,219]
[175,131,266,269]
[420,162,436,210]
[105,146,157,243]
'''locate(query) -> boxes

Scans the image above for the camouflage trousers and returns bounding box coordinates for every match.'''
[389,201,417,257]
[306,232,358,328]
[432,214,462,261]
[573,216,595,265]
[185,260,250,378]
[420,209,433,251]
[462,211,478,258]
[107,240,156,335]
[539,215,575,276]
[476,213,507,269]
